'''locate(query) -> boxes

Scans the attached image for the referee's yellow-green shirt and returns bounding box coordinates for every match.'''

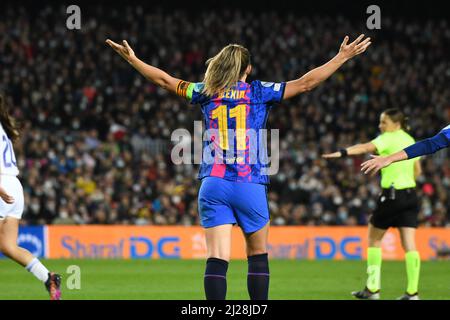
[371,129,418,190]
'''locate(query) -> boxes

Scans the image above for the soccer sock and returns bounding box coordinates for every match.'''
[204,257,228,300]
[366,247,382,292]
[25,258,50,283]
[405,250,420,295]
[247,253,270,300]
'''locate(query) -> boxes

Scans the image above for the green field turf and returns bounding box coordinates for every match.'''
[0,259,448,300]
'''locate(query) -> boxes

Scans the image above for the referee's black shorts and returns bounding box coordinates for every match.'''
[370,188,420,229]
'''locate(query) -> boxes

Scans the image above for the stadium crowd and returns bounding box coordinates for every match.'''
[0,4,449,227]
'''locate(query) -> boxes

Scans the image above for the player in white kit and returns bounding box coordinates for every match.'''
[0,95,61,300]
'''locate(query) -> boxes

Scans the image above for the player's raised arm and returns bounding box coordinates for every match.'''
[361,130,450,175]
[360,151,408,176]
[283,34,371,100]
[106,39,185,97]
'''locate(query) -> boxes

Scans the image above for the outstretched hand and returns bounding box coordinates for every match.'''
[338,34,371,61]
[106,39,136,64]
[361,155,392,176]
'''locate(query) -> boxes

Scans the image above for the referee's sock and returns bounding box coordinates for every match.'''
[366,247,382,292]
[204,257,228,300]
[247,253,270,300]
[405,250,420,295]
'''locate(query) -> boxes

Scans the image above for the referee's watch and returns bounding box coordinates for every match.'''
[340,149,348,158]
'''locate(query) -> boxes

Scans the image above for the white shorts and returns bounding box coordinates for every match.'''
[0,175,24,220]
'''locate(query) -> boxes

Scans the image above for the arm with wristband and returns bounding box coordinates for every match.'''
[322,142,377,159]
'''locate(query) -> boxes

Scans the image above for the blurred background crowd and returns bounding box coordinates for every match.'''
[0,3,449,227]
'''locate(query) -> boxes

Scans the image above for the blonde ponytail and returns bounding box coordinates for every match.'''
[202,44,251,97]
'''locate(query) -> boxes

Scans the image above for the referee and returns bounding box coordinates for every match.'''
[323,108,422,300]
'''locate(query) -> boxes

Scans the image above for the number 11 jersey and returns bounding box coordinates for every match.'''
[180,80,285,184]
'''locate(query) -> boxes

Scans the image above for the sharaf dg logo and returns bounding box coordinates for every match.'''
[17,233,43,257]
[60,236,180,258]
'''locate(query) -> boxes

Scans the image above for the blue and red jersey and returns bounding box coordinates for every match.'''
[404,124,450,159]
[177,80,285,184]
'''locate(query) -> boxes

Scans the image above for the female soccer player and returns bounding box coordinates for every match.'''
[323,109,422,300]
[0,95,61,300]
[361,125,450,175]
[106,34,371,300]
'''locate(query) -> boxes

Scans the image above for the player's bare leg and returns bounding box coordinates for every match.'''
[244,221,269,257]
[244,221,270,300]
[0,217,61,300]
[205,223,232,261]
[0,217,34,266]
[398,227,420,300]
[352,223,386,300]
[203,224,233,300]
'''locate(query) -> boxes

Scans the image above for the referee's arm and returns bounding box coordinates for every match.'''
[322,142,376,158]
[345,142,377,156]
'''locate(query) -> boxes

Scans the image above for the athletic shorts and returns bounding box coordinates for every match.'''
[370,188,419,229]
[0,175,24,220]
[198,177,270,234]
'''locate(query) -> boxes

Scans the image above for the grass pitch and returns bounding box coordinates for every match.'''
[0,259,448,300]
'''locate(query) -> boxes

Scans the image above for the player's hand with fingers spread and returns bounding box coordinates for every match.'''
[361,155,393,176]
[0,185,14,204]
[338,34,371,62]
[106,39,136,64]
[322,152,342,159]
